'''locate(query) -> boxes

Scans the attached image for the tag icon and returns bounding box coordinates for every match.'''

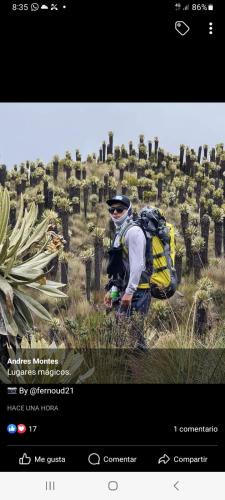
[175,21,190,36]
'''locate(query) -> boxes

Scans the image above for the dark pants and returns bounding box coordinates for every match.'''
[113,289,151,349]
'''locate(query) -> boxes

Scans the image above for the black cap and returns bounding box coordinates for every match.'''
[106,194,130,208]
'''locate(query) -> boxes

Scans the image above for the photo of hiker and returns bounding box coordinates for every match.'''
[1,102,225,384]
[104,195,175,350]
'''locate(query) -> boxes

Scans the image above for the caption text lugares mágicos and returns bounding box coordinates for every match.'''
[8,369,70,377]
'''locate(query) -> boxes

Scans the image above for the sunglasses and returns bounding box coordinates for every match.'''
[108,206,125,214]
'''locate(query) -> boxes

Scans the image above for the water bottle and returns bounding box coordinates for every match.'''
[110,285,120,301]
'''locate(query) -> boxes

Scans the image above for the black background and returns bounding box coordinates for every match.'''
[0,0,222,101]
[1,385,224,471]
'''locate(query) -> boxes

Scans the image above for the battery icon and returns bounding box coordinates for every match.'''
[208,4,213,9]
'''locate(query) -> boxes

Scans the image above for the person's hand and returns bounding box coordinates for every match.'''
[121,293,133,307]
[104,292,112,308]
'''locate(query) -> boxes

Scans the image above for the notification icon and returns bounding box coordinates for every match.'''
[17,424,27,434]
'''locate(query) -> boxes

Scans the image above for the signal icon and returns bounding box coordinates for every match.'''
[183,4,190,10]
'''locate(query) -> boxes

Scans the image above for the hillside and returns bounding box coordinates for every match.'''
[1,133,225,382]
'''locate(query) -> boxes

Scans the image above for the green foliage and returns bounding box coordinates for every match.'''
[189,214,199,227]
[72,197,80,205]
[42,210,60,226]
[150,301,172,328]
[211,206,224,222]
[54,187,65,197]
[176,244,185,257]
[67,177,81,187]
[80,248,94,262]
[124,173,138,186]
[191,236,205,252]
[185,225,198,238]
[55,197,71,212]
[144,169,153,178]
[143,190,157,202]
[10,200,17,210]
[0,189,67,339]
[88,176,99,186]
[36,194,44,203]
[89,194,99,206]
[138,177,154,188]
[4,134,225,355]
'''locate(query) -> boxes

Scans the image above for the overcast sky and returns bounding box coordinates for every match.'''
[0,102,225,168]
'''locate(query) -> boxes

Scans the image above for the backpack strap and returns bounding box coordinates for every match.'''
[118,221,137,253]
[119,220,153,274]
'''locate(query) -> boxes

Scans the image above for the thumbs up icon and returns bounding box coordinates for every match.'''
[19,453,31,465]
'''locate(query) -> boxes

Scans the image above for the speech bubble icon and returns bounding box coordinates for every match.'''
[88,453,100,465]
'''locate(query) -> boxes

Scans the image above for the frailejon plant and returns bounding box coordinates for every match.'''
[175,244,185,285]
[184,225,197,273]
[92,227,105,292]
[0,188,67,343]
[108,131,114,155]
[80,249,94,302]
[211,205,224,257]
[72,196,81,214]
[200,214,210,265]
[191,236,205,282]
[56,197,71,251]
[9,200,17,229]
[59,251,69,286]
[98,182,104,203]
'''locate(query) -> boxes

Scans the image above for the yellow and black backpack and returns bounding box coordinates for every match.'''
[120,206,177,299]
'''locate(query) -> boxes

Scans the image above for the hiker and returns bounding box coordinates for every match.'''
[104,195,151,349]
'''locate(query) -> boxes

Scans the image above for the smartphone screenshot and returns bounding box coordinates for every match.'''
[0,1,224,498]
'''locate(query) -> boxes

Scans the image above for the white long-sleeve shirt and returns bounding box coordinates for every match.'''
[113,225,146,295]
